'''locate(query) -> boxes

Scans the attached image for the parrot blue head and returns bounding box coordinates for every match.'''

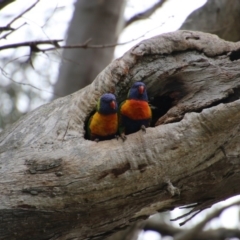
[97,93,118,114]
[128,82,148,101]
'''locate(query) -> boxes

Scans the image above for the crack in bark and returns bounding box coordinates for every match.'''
[62,119,70,142]
[26,158,62,174]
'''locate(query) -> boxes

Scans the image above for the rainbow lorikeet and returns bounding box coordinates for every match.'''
[88,93,118,141]
[119,82,152,139]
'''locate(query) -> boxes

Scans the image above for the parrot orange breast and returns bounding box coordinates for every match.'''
[120,99,151,120]
[89,112,118,137]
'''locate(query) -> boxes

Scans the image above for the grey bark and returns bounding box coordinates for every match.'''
[1,31,240,240]
[54,0,126,97]
[180,0,240,42]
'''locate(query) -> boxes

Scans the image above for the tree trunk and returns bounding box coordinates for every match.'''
[1,30,240,240]
[54,0,126,97]
[180,0,240,41]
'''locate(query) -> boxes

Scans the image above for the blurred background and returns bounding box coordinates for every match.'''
[1,0,240,239]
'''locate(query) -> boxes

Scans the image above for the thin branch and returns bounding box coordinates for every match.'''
[0,26,14,31]
[125,0,168,28]
[0,37,132,52]
[0,28,154,53]
[0,22,27,40]
[0,1,40,40]
[0,66,58,97]
[0,39,63,51]
[42,40,129,52]
[0,18,172,52]
[179,203,200,209]
[175,199,240,240]
[6,0,40,27]
[171,208,199,222]
[179,210,203,226]
[41,1,58,28]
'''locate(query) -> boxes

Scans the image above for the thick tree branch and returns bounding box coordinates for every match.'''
[0,31,240,239]
[180,0,240,42]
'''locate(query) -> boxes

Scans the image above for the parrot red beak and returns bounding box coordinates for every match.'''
[110,100,116,109]
[138,85,144,95]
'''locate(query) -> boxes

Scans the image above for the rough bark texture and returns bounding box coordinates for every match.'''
[180,0,240,42]
[54,0,126,97]
[1,30,240,240]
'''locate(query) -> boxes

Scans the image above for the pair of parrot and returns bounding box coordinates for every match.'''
[88,82,152,141]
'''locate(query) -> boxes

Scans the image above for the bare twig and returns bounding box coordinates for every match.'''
[0,37,132,52]
[41,1,58,28]
[178,210,203,226]
[179,203,200,209]
[42,41,127,52]
[0,1,40,40]
[171,208,199,222]
[0,26,14,32]
[0,16,173,53]
[0,24,161,53]
[0,22,27,40]
[0,66,58,96]
[6,0,40,27]
[0,39,63,51]
[175,199,240,240]
[125,0,168,28]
